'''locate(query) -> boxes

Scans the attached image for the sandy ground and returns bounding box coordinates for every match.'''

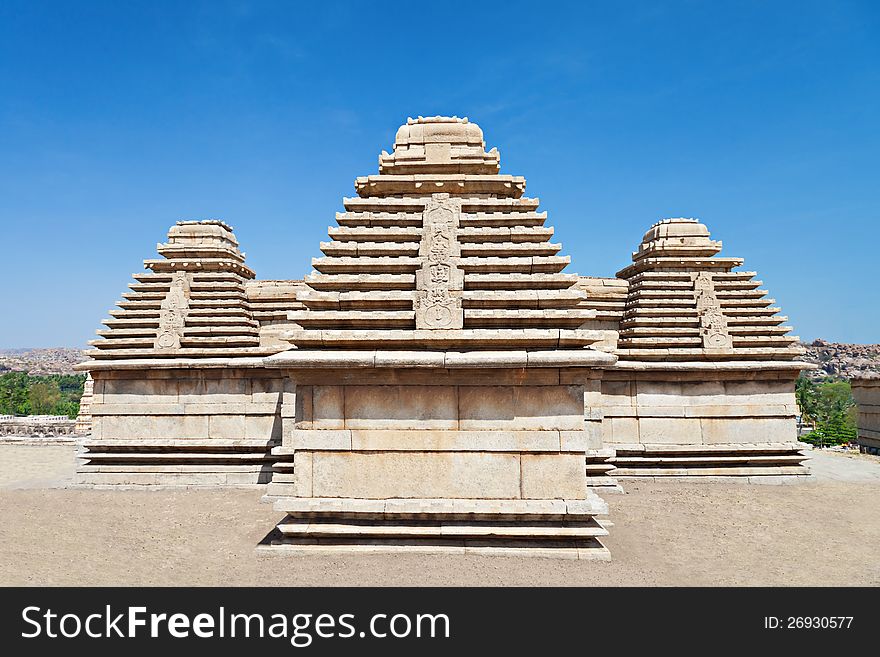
[0,445,878,586]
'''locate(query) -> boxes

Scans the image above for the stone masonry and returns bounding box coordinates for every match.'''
[852,378,880,455]
[76,115,815,556]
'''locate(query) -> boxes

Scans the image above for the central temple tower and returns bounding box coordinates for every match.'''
[263,116,616,558]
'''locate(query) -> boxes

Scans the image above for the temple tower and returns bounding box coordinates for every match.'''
[263,117,615,558]
[78,220,284,486]
[604,218,811,479]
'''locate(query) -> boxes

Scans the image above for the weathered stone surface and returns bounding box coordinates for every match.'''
[343,385,459,430]
[520,454,586,499]
[347,430,562,452]
[458,385,583,431]
[309,451,522,499]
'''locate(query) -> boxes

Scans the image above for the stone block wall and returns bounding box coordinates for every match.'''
[79,368,284,486]
[852,378,880,454]
[597,369,808,478]
[267,368,603,499]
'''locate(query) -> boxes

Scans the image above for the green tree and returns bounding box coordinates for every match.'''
[28,381,61,415]
[0,372,31,415]
[0,372,85,418]
[801,378,857,447]
[795,375,818,423]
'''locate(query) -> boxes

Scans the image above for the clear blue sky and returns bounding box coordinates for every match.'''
[1,0,877,348]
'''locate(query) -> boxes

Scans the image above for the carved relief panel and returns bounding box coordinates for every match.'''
[154,271,191,350]
[692,271,733,352]
[415,194,464,330]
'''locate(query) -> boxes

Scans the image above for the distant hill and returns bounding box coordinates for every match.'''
[0,348,88,375]
[799,340,880,380]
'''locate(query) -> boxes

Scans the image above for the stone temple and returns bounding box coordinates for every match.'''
[76,116,811,558]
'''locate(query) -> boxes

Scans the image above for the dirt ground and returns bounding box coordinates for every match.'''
[1,445,878,586]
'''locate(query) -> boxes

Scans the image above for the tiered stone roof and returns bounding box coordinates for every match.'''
[615,218,802,361]
[88,220,265,359]
[280,116,611,362]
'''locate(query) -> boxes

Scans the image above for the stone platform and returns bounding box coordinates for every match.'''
[610,442,810,479]
[262,496,610,559]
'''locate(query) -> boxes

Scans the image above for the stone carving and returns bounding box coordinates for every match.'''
[0,415,76,438]
[692,271,733,351]
[154,271,191,350]
[415,193,464,329]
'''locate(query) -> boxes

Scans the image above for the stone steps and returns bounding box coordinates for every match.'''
[328,226,421,241]
[288,310,415,328]
[281,328,604,349]
[463,273,580,289]
[458,242,562,257]
[261,538,610,559]
[312,256,421,274]
[77,436,278,486]
[319,241,420,257]
[463,309,597,328]
[619,325,793,338]
[612,454,807,466]
[298,290,415,310]
[625,270,756,283]
[459,212,548,227]
[609,442,809,478]
[332,211,552,229]
[342,196,541,214]
[277,517,608,539]
[457,226,554,242]
[263,496,611,559]
[83,452,272,463]
[354,174,526,198]
[459,256,570,274]
[462,289,586,308]
[304,273,415,290]
[616,346,805,360]
[335,212,423,227]
[614,465,810,477]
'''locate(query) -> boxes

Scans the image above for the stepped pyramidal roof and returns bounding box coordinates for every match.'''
[280,115,611,362]
[84,116,802,369]
[615,217,802,361]
[88,220,264,360]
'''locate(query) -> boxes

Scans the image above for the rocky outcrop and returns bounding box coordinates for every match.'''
[0,348,87,375]
[799,340,880,380]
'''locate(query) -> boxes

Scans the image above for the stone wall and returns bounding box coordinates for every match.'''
[268,367,603,499]
[598,369,808,478]
[851,378,880,454]
[78,367,284,486]
[0,415,77,439]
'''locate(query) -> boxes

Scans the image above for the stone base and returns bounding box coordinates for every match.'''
[262,496,611,560]
[586,448,620,490]
[265,450,621,498]
[609,442,810,478]
[76,439,276,487]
